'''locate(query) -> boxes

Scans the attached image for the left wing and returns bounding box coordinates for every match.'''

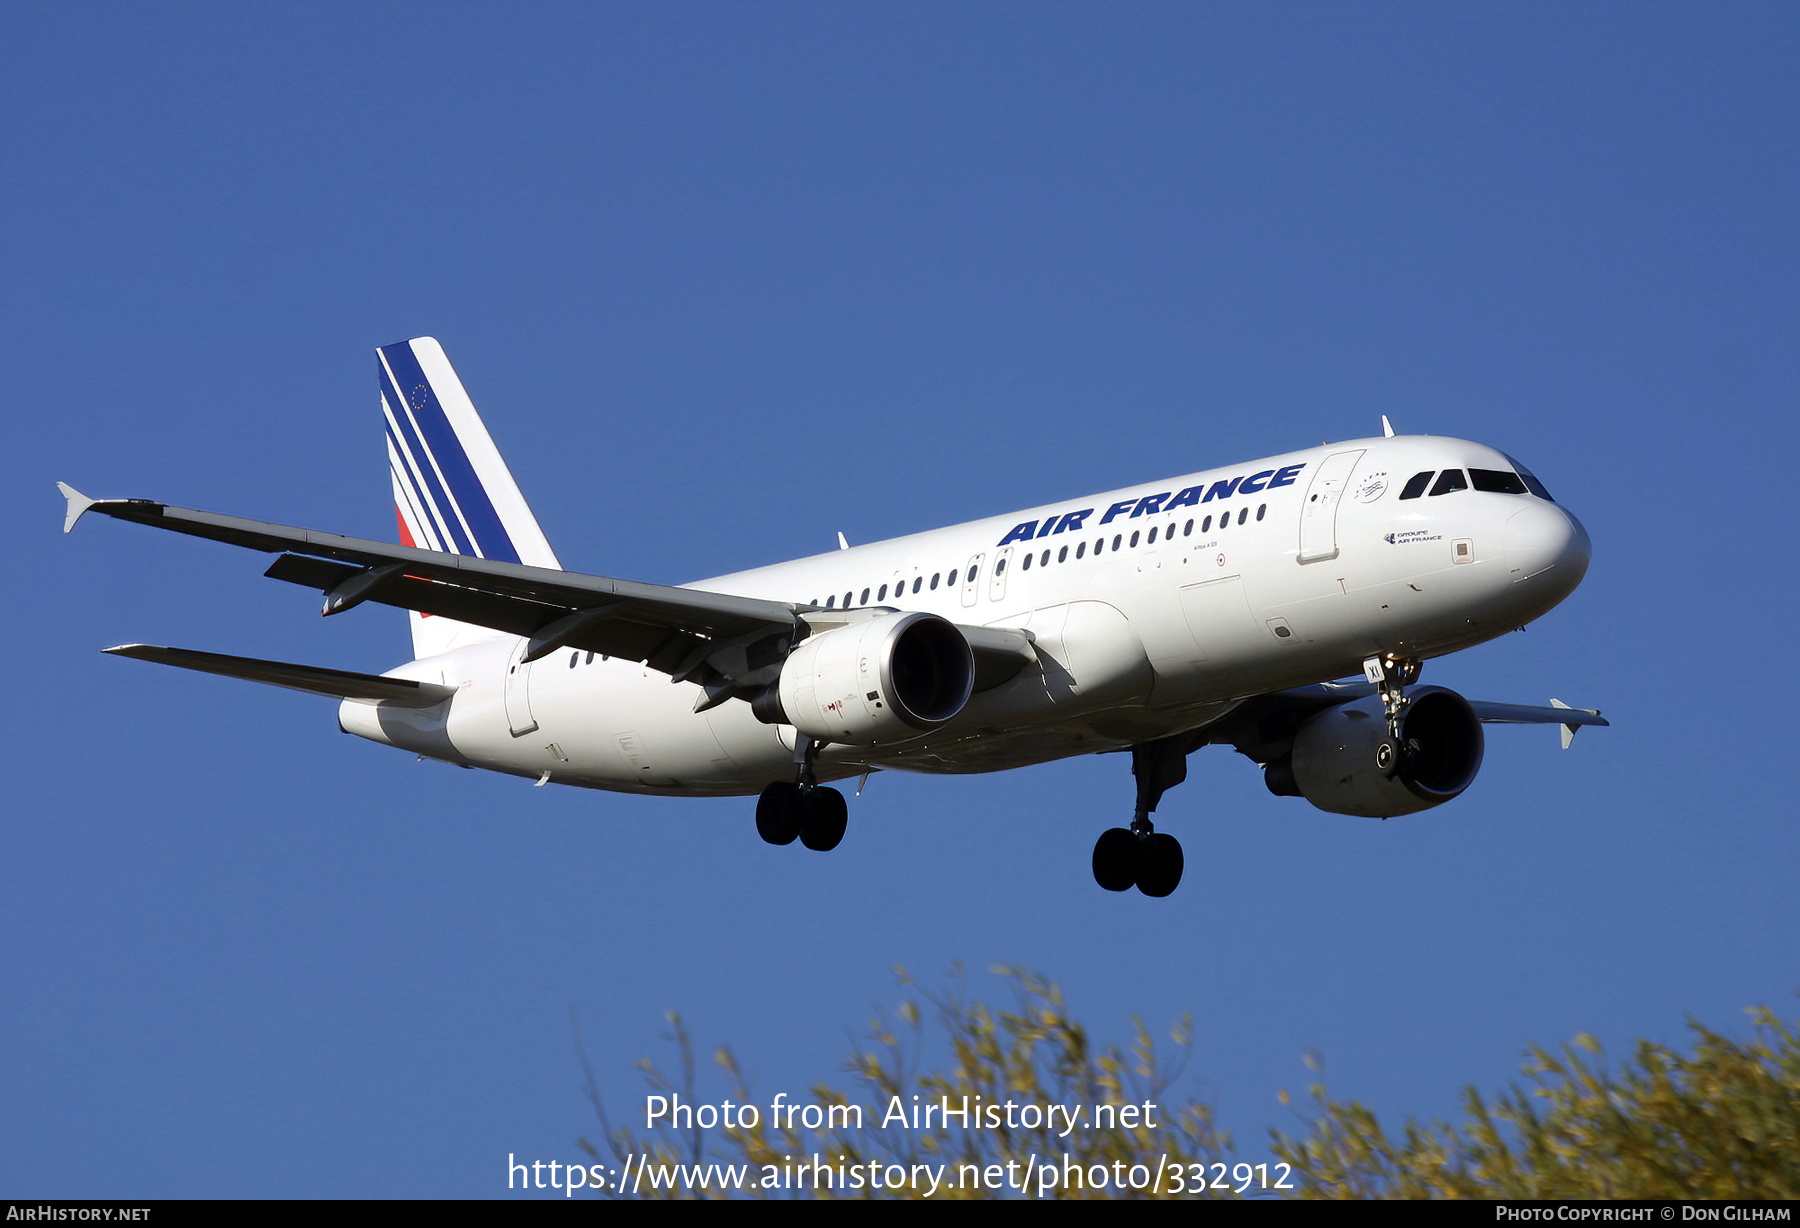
[59,486,1035,708]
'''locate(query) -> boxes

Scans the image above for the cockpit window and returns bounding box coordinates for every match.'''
[1399,471,1434,500]
[1469,468,1528,495]
[1502,453,1555,502]
[1429,469,1469,496]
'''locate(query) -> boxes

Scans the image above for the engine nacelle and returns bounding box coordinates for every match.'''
[756,612,975,745]
[1283,685,1485,818]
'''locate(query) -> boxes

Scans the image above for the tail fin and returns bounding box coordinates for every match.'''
[378,337,561,659]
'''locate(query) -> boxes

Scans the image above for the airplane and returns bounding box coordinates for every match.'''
[59,336,1607,897]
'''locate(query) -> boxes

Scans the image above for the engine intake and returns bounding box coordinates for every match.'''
[755,612,974,744]
[1284,685,1485,817]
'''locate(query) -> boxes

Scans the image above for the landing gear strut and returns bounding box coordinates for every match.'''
[755,733,848,852]
[1092,736,1189,897]
[1364,654,1422,776]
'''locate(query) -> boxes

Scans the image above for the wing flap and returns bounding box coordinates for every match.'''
[260,552,708,669]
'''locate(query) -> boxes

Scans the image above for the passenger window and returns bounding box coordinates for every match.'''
[1076,542,1086,559]
[1057,545,1068,563]
[968,565,979,584]
[826,595,836,608]
[1094,538,1104,555]
[948,569,958,586]
[1022,553,1033,571]
[585,652,595,664]
[1470,468,1528,495]
[1237,507,1248,525]
[569,652,578,669]
[1399,471,1434,500]
[1040,549,1049,567]
[1217,513,1226,531]
[860,588,870,605]
[930,573,940,590]
[1112,535,1122,551]
[1147,526,1158,544]
[844,591,854,607]
[1184,519,1194,536]
[1202,515,1211,532]
[1129,531,1140,548]
[1430,469,1469,496]
[913,577,922,593]
[1256,503,1266,521]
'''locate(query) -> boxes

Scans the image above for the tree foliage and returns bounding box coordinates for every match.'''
[1272,1006,1800,1199]
[583,971,1800,1200]
[581,967,1234,1199]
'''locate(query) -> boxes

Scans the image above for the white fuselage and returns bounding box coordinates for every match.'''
[339,434,1589,796]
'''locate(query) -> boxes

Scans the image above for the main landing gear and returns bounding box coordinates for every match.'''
[755,733,848,852]
[1092,737,1189,898]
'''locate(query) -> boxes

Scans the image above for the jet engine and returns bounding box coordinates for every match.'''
[1268,686,1485,817]
[753,612,975,745]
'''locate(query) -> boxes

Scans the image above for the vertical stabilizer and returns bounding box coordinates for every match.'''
[378,337,561,659]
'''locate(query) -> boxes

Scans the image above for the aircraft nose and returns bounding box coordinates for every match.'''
[1503,501,1590,587]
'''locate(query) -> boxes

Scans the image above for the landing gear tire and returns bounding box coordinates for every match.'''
[755,781,804,845]
[1135,832,1184,898]
[1092,827,1138,892]
[799,787,848,852]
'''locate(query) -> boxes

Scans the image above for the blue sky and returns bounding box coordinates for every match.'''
[4,1,1796,1197]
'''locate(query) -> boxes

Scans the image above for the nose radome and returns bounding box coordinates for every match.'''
[1503,502,1590,586]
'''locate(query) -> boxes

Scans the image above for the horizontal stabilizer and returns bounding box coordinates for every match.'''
[103,644,456,707]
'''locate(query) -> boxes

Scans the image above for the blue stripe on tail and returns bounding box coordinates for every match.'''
[380,362,472,556]
[378,342,522,564]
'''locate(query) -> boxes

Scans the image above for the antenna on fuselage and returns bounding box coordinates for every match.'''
[1381,415,1396,437]
[837,532,851,550]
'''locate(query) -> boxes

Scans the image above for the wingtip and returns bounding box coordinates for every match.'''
[57,482,98,534]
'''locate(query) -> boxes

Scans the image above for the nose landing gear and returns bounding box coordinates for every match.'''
[1365,654,1423,777]
[755,733,849,852]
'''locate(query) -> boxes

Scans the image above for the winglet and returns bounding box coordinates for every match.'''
[1550,698,1589,749]
[57,482,98,534]
[1381,415,1396,438]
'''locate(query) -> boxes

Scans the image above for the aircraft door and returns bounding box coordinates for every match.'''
[503,639,538,736]
[988,546,1014,603]
[961,554,984,608]
[1298,449,1365,564]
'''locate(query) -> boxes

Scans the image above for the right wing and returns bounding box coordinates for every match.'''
[1201,680,1609,762]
